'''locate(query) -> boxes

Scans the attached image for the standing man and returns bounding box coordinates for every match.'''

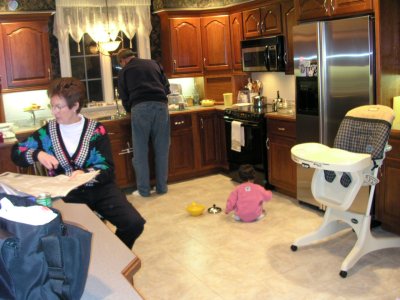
[117,48,171,197]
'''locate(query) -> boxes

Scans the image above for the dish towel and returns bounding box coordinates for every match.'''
[231,121,245,152]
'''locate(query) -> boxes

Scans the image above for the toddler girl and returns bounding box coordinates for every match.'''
[225,164,272,222]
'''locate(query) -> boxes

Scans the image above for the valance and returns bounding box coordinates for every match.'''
[54,0,152,51]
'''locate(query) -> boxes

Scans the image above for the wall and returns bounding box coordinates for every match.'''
[251,72,295,105]
[153,0,247,11]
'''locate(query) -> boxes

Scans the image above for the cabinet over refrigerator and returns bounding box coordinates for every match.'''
[293,16,375,208]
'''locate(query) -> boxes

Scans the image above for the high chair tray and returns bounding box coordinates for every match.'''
[291,143,372,172]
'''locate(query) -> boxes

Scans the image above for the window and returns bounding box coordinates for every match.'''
[68,32,137,103]
[69,34,102,103]
[54,0,151,105]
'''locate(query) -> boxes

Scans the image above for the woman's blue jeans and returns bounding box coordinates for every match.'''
[131,101,170,196]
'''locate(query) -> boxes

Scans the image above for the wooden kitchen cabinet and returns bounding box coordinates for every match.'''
[103,119,135,189]
[243,3,282,39]
[216,110,228,169]
[295,0,373,21]
[282,0,296,75]
[200,15,232,73]
[229,12,244,71]
[267,116,297,197]
[169,113,195,180]
[0,12,52,91]
[376,132,400,235]
[197,110,220,168]
[0,143,19,173]
[169,17,203,76]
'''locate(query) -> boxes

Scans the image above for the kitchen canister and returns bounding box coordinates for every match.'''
[223,93,233,106]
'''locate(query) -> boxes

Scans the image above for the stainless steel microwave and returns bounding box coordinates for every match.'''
[241,36,285,72]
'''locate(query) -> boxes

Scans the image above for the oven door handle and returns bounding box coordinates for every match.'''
[224,118,260,128]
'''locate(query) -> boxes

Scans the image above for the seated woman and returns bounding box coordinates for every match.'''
[11,77,145,249]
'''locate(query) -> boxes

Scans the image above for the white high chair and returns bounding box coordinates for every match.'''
[290,104,400,278]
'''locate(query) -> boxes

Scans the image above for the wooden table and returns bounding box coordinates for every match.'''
[53,200,143,299]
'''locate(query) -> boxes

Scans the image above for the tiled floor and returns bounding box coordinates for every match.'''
[127,174,400,300]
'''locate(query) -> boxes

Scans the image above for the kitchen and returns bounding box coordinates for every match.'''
[0,0,400,299]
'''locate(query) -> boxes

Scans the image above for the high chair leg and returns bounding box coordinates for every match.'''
[340,214,400,278]
[291,208,349,249]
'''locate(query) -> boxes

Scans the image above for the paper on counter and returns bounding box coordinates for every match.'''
[0,171,100,198]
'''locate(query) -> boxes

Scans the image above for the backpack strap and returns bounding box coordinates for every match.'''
[41,235,70,298]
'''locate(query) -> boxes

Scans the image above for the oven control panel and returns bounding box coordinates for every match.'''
[224,109,265,122]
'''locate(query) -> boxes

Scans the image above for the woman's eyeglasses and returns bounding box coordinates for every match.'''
[50,104,68,112]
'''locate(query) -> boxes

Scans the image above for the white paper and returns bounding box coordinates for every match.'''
[0,171,100,198]
[0,197,57,225]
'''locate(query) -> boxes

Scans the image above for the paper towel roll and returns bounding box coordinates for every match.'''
[393,96,400,130]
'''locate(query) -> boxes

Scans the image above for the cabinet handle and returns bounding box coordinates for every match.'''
[119,142,133,155]
[266,137,270,150]
[119,148,133,155]
[260,21,264,33]
[48,68,51,80]
[278,127,286,131]
[284,52,288,64]
[200,118,204,129]
[323,0,328,12]
[203,57,206,67]
[174,120,185,125]
[108,132,115,135]
[331,0,335,11]
[173,59,176,72]
[257,22,260,33]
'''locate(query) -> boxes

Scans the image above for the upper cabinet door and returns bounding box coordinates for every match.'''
[295,0,373,21]
[1,17,51,90]
[170,18,203,74]
[332,0,373,16]
[295,0,329,20]
[243,8,261,39]
[282,0,296,74]
[243,4,282,39]
[201,15,232,72]
[259,4,282,36]
[229,12,244,71]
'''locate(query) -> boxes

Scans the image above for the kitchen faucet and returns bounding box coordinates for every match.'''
[114,88,125,118]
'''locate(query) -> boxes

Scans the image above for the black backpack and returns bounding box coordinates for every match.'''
[0,193,92,300]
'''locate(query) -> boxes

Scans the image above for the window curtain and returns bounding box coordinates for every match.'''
[54,0,152,51]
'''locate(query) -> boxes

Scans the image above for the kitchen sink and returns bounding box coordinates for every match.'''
[95,114,127,121]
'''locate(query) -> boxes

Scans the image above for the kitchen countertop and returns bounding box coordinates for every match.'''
[11,104,295,136]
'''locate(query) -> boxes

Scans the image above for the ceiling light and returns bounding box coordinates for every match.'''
[97,0,121,55]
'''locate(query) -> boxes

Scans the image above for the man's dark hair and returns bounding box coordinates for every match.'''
[117,48,135,64]
[238,164,256,182]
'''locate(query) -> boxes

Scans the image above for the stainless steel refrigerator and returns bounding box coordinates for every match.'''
[293,16,375,208]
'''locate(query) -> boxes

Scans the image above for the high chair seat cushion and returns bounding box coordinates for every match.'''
[291,143,372,172]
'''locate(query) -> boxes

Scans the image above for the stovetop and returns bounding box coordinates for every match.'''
[224,104,274,121]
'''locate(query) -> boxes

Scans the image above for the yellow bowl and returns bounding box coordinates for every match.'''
[186,202,205,216]
[201,99,215,107]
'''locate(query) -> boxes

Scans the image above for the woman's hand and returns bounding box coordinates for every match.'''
[37,151,59,171]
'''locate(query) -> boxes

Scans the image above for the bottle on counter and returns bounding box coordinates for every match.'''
[193,83,200,106]
[275,91,283,108]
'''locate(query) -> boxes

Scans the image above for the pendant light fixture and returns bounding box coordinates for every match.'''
[97,0,121,54]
